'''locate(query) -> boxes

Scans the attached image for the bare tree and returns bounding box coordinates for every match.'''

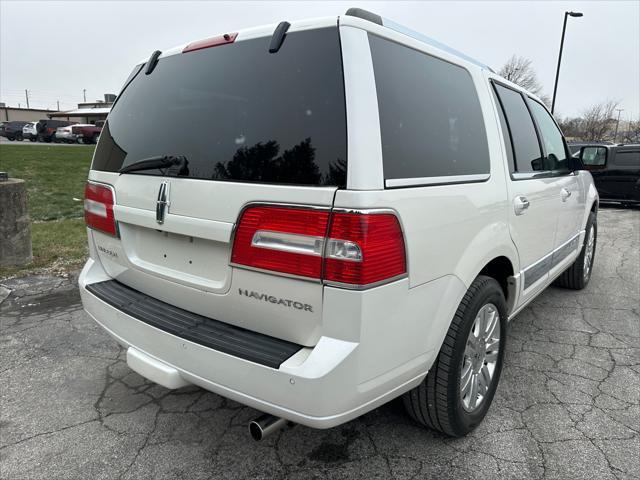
[499,55,550,106]
[620,120,640,144]
[581,101,619,141]
[557,116,583,139]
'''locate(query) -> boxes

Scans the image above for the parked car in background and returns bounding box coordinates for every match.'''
[56,124,103,144]
[78,8,599,441]
[55,125,79,143]
[73,123,102,144]
[22,122,38,142]
[578,144,640,206]
[0,121,29,141]
[35,119,74,142]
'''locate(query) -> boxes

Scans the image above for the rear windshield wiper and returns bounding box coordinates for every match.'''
[119,155,188,175]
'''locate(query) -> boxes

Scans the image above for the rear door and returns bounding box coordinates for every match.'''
[607,148,640,202]
[492,82,561,303]
[88,25,347,346]
[526,98,583,253]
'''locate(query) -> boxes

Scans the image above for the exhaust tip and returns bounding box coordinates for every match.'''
[249,414,288,441]
[249,420,265,441]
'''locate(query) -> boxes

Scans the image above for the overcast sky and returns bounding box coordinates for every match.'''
[1,1,638,121]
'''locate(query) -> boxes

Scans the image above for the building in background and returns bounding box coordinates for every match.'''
[1,93,116,124]
[1,106,57,122]
[48,94,115,124]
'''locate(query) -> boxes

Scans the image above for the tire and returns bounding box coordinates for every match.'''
[29,137,36,142]
[8,136,15,141]
[91,133,99,144]
[15,133,23,141]
[554,212,597,290]
[403,275,507,437]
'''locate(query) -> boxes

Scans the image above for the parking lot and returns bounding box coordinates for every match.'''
[0,207,638,480]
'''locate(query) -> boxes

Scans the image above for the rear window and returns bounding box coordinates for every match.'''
[369,34,490,184]
[92,27,347,186]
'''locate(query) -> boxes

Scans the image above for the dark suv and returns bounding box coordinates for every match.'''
[0,121,28,141]
[578,144,640,206]
[35,119,74,142]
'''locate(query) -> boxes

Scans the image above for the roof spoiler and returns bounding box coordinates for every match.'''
[344,8,494,72]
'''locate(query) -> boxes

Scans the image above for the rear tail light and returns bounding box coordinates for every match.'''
[231,205,406,288]
[324,212,406,286]
[84,182,117,236]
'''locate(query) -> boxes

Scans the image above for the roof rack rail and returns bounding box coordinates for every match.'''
[344,8,494,72]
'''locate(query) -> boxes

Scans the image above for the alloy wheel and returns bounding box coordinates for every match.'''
[460,303,501,412]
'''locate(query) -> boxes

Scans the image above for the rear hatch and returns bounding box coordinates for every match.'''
[87,25,346,346]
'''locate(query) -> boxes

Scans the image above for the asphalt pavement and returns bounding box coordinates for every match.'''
[1,207,638,480]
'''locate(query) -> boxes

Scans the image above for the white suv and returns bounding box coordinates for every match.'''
[79,8,599,439]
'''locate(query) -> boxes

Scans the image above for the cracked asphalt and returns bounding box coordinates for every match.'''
[1,207,638,480]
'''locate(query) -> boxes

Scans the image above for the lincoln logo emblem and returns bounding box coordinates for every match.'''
[156,181,170,224]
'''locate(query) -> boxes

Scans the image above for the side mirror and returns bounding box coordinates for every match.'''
[569,154,585,172]
[579,146,608,170]
[531,158,543,171]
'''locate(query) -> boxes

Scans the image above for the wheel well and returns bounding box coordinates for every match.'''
[478,256,514,304]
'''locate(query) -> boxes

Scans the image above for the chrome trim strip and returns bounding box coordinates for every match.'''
[550,235,580,270]
[251,230,325,257]
[511,171,553,180]
[522,231,583,291]
[229,262,323,284]
[324,273,408,291]
[385,174,490,188]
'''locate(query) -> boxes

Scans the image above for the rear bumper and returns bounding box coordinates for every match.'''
[79,257,462,428]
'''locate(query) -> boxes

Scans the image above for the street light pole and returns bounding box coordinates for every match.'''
[551,11,583,115]
[614,108,624,143]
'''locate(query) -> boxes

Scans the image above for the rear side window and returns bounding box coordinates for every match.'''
[613,151,640,167]
[369,35,490,184]
[527,99,568,171]
[493,84,544,174]
[92,28,347,186]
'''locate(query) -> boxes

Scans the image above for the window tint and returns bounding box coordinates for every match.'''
[493,84,544,173]
[613,151,640,167]
[92,28,347,186]
[528,99,568,171]
[369,34,490,182]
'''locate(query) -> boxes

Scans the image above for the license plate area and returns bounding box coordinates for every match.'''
[119,223,231,293]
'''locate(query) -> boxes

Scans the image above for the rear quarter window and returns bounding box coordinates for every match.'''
[612,150,640,167]
[369,34,490,185]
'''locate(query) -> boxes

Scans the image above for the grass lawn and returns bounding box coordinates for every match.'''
[0,145,95,279]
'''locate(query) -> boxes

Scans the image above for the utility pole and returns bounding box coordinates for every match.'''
[24,89,30,109]
[83,89,87,102]
[614,108,624,143]
[57,100,60,111]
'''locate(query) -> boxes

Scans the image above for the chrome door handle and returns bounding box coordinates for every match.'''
[561,188,572,202]
[514,196,530,215]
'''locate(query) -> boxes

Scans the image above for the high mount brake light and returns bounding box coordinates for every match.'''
[84,182,117,236]
[231,205,406,288]
[183,33,238,53]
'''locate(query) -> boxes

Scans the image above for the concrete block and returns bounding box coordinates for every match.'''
[0,178,33,267]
